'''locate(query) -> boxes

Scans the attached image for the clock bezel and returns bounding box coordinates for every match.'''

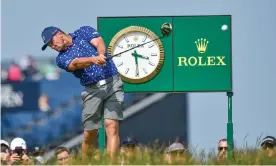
[107,26,165,84]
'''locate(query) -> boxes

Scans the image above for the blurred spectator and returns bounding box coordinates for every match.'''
[164,142,187,164]
[18,55,31,77]
[38,94,51,112]
[33,156,45,165]
[28,56,42,81]
[69,146,81,160]
[9,137,32,165]
[7,61,22,82]
[32,146,44,157]
[0,140,10,165]
[55,146,70,165]
[217,138,228,161]
[32,146,45,165]
[120,137,139,164]
[41,59,60,80]
[3,56,61,82]
[1,68,8,81]
[261,136,276,158]
[18,55,42,81]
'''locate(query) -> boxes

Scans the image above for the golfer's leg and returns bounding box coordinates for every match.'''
[82,130,97,161]
[80,89,103,161]
[104,76,124,160]
[104,119,120,156]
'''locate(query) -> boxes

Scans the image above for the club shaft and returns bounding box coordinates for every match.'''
[107,35,165,60]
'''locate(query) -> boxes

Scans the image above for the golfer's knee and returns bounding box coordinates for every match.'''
[105,119,119,136]
[83,130,97,144]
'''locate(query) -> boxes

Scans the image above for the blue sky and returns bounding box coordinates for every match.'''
[2,0,276,151]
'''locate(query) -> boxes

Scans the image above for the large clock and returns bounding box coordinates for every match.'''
[107,26,164,84]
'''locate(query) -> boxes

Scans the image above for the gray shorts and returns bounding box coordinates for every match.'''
[80,75,124,131]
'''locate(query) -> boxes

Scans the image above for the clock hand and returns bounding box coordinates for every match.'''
[132,51,139,65]
[132,50,139,77]
[137,54,149,60]
[132,50,149,60]
[135,64,139,77]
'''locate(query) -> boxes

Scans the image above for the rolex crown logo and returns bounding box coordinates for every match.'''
[195,38,209,53]
[133,36,139,41]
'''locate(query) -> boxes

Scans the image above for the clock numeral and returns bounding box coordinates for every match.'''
[117,44,123,49]
[149,61,155,66]
[125,68,129,74]
[148,43,154,48]
[117,62,123,67]
[142,36,147,42]
[143,68,148,74]
[124,36,129,43]
[151,53,157,56]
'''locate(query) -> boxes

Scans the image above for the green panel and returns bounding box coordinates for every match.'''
[98,17,173,92]
[173,16,232,92]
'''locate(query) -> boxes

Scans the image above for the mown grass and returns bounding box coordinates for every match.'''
[46,146,276,165]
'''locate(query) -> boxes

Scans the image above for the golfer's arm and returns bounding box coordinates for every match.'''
[68,57,94,71]
[90,37,106,56]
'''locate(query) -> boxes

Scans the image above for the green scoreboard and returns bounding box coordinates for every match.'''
[97,15,232,92]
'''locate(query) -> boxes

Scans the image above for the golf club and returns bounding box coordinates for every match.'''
[106,22,172,60]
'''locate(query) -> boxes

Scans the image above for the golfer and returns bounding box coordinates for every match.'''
[41,26,124,160]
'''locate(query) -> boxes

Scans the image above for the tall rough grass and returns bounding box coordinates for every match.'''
[45,146,276,165]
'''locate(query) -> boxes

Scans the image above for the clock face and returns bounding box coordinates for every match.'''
[108,26,164,84]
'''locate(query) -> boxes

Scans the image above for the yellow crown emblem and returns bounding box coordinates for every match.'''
[195,38,209,53]
[133,36,139,41]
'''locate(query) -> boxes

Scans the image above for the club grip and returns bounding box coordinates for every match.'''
[106,56,112,60]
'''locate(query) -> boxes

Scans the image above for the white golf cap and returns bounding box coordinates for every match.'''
[10,137,27,150]
[0,140,10,147]
[165,142,186,153]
